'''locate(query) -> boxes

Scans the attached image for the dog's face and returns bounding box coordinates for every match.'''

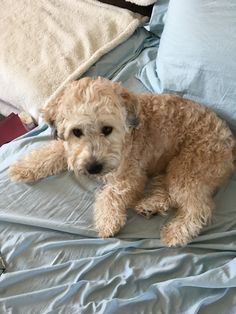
[43,77,139,178]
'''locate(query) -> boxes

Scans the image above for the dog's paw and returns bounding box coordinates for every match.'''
[96,214,126,238]
[9,162,36,183]
[94,187,127,238]
[160,222,193,247]
[134,198,169,219]
[134,204,156,219]
[97,224,118,238]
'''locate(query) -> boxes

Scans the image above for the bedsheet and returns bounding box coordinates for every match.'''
[0,124,236,313]
[1,15,236,314]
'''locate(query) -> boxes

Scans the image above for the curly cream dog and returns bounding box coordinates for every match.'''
[9,77,236,246]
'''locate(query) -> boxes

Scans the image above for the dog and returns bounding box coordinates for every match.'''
[9,77,236,246]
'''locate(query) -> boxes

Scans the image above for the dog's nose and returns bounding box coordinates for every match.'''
[86,162,103,175]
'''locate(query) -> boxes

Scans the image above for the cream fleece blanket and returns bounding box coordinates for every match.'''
[0,0,144,120]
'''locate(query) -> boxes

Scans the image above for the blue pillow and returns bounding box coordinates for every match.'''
[144,0,169,38]
[141,0,236,131]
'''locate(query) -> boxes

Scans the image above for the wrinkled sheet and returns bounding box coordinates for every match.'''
[1,24,236,314]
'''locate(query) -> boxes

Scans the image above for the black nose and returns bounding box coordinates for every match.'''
[86,162,103,175]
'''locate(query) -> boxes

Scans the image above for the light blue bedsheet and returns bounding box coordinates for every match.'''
[1,12,236,314]
[0,123,236,313]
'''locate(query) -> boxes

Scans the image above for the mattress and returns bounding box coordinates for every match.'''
[1,4,236,314]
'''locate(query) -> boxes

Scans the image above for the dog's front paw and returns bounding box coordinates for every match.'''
[134,197,169,219]
[95,211,126,238]
[160,222,193,247]
[9,162,36,183]
[134,203,156,219]
[94,190,127,238]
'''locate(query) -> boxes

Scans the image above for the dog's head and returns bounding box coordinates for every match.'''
[42,77,140,178]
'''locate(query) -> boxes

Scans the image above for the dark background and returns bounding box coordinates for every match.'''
[98,0,153,17]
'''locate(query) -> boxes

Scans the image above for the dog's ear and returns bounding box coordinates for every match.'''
[121,89,140,129]
[113,83,140,129]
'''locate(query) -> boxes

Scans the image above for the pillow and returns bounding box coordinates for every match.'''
[0,0,144,121]
[137,0,169,92]
[143,0,236,131]
[144,0,169,37]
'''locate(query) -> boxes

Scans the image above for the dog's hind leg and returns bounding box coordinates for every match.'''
[134,175,171,218]
[160,156,220,247]
[160,134,235,247]
[9,140,67,183]
[160,189,214,247]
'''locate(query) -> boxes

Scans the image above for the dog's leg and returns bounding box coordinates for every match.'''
[9,140,67,182]
[160,192,214,247]
[95,171,146,238]
[134,175,171,218]
[159,136,235,247]
[160,153,217,247]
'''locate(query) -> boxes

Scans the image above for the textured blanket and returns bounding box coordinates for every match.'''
[0,0,144,120]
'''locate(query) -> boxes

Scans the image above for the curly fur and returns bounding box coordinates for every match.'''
[9,77,236,246]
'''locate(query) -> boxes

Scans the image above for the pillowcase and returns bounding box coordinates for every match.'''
[145,0,236,131]
[137,0,169,92]
[144,0,169,37]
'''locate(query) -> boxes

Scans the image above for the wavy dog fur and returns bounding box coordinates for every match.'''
[9,77,236,246]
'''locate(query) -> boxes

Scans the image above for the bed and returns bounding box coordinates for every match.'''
[1,0,236,313]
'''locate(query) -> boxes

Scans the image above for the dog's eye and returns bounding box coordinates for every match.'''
[102,126,113,136]
[72,128,83,138]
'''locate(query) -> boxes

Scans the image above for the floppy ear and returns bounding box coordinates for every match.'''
[121,88,140,129]
[113,82,140,129]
